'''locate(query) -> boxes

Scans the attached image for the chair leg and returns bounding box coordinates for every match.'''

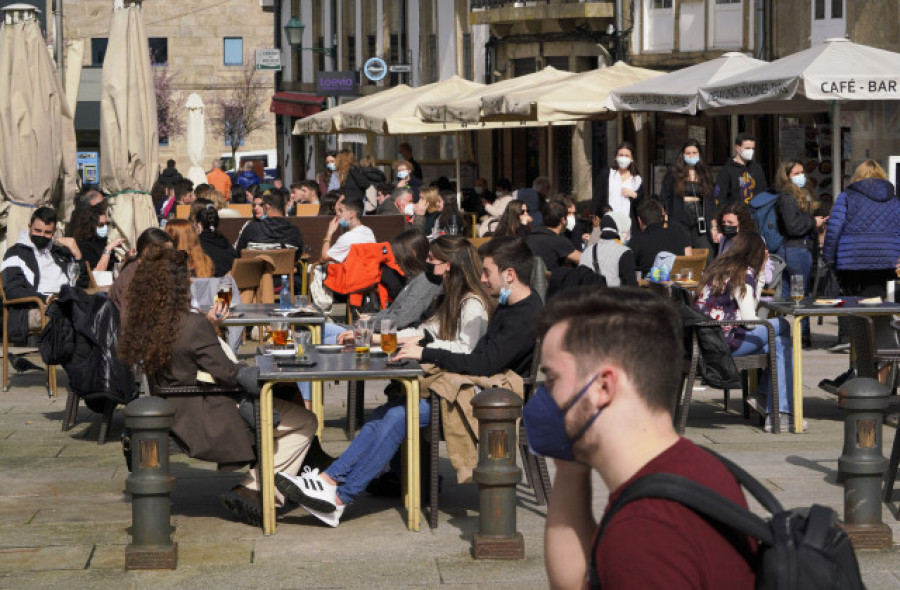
[3,314,8,392]
[97,400,116,445]
[428,393,440,529]
[674,333,700,434]
[518,422,551,506]
[345,381,365,440]
[724,389,731,413]
[883,421,900,503]
[62,389,78,431]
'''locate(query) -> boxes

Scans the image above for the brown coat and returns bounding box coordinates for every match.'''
[151,312,255,465]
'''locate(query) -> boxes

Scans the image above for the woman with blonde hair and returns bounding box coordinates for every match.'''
[164,218,215,278]
[774,159,828,348]
[412,187,443,237]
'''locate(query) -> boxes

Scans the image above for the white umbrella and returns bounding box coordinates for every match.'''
[100,0,159,250]
[293,85,412,135]
[607,52,766,115]
[699,38,900,197]
[185,92,206,187]
[0,3,77,246]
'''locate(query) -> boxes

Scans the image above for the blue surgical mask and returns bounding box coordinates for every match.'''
[684,155,700,166]
[791,173,807,188]
[338,218,350,229]
[498,278,511,305]
[95,225,109,239]
[326,163,336,172]
[523,374,603,461]
[397,170,409,180]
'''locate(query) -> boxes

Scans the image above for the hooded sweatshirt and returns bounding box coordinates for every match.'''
[713,158,768,206]
[199,232,239,277]
[235,216,304,255]
[823,178,900,270]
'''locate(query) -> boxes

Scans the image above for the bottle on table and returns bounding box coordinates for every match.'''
[280,274,290,310]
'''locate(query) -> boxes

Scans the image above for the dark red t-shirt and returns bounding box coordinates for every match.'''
[593,438,756,589]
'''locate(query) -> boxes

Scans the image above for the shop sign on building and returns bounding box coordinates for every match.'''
[316,71,357,96]
[255,49,282,71]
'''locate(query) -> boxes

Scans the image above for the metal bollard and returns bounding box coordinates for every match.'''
[471,387,524,560]
[123,397,178,570]
[837,377,893,549]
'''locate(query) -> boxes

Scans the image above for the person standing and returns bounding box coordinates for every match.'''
[535,288,756,589]
[206,159,232,198]
[775,160,828,348]
[660,139,716,250]
[714,133,767,206]
[591,142,644,232]
[398,141,423,181]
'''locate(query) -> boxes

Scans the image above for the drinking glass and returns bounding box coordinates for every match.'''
[354,318,372,357]
[293,329,311,360]
[683,269,693,282]
[271,320,289,349]
[293,295,309,309]
[66,261,80,287]
[217,278,233,308]
[790,274,805,304]
[380,319,399,365]
[112,261,123,281]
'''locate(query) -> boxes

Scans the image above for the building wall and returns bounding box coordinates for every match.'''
[64,0,276,177]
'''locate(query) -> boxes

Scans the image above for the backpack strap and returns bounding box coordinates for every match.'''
[700,449,784,515]
[592,242,600,274]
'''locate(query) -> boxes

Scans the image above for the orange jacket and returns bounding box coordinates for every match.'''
[207,168,233,199]
[324,242,402,308]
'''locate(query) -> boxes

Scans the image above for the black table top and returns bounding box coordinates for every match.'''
[224,304,326,326]
[760,297,900,316]
[256,348,423,381]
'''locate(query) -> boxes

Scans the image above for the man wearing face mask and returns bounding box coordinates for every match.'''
[530,288,755,589]
[235,192,304,256]
[526,200,581,273]
[2,207,89,343]
[320,199,375,264]
[714,132,768,207]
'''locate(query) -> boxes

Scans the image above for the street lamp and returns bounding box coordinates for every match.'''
[283,16,335,57]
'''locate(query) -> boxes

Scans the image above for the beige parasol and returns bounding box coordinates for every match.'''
[185,92,207,187]
[0,3,77,248]
[99,0,159,250]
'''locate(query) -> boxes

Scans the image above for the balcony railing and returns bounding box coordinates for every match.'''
[472,0,604,8]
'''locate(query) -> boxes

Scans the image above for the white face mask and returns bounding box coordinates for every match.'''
[565,215,576,232]
[740,148,755,162]
[616,156,632,170]
[403,203,415,216]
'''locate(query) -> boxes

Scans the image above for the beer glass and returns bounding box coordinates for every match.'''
[790,275,805,305]
[271,320,289,349]
[380,319,399,365]
[354,318,372,357]
[217,278,233,308]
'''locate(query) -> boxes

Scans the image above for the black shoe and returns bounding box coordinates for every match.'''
[802,336,812,349]
[218,485,263,527]
[819,367,856,394]
[301,436,336,472]
[366,471,402,498]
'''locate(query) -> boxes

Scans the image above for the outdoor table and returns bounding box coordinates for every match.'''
[760,297,900,433]
[255,350,424,535]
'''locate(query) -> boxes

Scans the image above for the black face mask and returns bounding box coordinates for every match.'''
[721,224,739,238]
[30,235,51,250]
[424,262,443,285]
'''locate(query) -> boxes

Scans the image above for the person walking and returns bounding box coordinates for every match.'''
[591,142,644,232]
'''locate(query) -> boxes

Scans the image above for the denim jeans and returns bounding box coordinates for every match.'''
[325,396,431,505]
[732,318,793,414]
[297,322,348,401]
[780,245,813,340]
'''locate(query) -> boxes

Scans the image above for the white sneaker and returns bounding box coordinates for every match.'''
[275,466,338,513]
[302,503,345,528]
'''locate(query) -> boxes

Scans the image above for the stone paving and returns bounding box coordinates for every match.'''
[0,317,899,588]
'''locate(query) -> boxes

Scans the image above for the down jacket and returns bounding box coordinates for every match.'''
[823,178,900,270]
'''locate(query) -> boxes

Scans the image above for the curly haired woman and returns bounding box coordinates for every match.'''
[119,247,317,526]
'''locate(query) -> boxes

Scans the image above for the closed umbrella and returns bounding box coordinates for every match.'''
[0,3,77,247]
[100,0,159,250]
[185,92,206,187]
[607,52,766,115]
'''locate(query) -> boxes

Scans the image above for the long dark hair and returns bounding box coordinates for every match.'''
[776,159,818,213]
[390,229,429,278]
[71,202,107,242]
[119,248,192,374]
[196,206,221,235]
[437,190,469,235]
[429,236,493,341]
[701,230,767,299]
[672,139,712,198]
[610,141,640,178]
[494,200,529,238]
[715,202,756,232]
[319,190,341,216]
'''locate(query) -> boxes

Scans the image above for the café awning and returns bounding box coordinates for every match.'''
[270,92,325,118]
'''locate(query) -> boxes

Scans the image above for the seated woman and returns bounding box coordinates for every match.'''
[119,247,317,526]
[72,201,127,272]
[195,206,238,277]
[164,218,215,278]
[276,235,492,526]
[491,200,532,239]
[694,230,798,432]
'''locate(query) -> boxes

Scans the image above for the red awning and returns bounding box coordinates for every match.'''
[270,92,325,118]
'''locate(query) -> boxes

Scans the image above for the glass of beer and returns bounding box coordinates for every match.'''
[217,278,232,309]
[380,319,399,365]
[293,329,311,361]
[271,320,289,349]
[790,274,805,305]
[354,318,372,357]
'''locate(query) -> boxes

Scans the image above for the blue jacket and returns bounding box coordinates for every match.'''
[823,178,900,270]
[235,169,262,190]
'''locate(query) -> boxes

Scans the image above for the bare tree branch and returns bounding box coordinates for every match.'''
[153,62,185,142]
[209,55,271,163]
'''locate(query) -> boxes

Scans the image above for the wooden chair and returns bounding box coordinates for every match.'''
[671,253,708,280]
[293,203,320,217]
[230,257,275,304]
[241,248,298,304]
[228,203,253,217]
[691,248,710,260]
[0,274,55,395]
[468,237,490,249]
[175,204,191,219]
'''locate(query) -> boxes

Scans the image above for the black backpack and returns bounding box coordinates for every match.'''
[589,449,864,590]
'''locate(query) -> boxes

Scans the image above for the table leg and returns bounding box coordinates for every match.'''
[792,315,805,433]
[259,383,276,535]
[402,378,421,532]
[309,325,321,345]
[309,325,324,437]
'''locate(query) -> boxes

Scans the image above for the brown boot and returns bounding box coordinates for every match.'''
[218,485,262,527]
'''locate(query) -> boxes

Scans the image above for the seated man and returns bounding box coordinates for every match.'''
[628,199,692,276]
[235,191,304,255]
[287,180,320,215]
[375,186,414,217]
[1,207,88,343]
[276,237,543,526]
[535,288,755,588]
[320,198,375,264]
[527,200,581,273]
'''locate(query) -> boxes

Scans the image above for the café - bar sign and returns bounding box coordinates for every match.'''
[316,71,357,96]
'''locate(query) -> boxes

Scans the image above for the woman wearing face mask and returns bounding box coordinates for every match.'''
[714,202,755,255]
[775,160,827,348]
[590,142,644,231]
[317,152,339,196]
[660,139,715,250]
[275,236,492,527]
[394,158,423,202]
[72,202,127,272]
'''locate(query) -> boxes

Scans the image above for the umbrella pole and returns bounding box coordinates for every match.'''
[547,123,553,188]
[455,132,462,208]
[832,100,841,197]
